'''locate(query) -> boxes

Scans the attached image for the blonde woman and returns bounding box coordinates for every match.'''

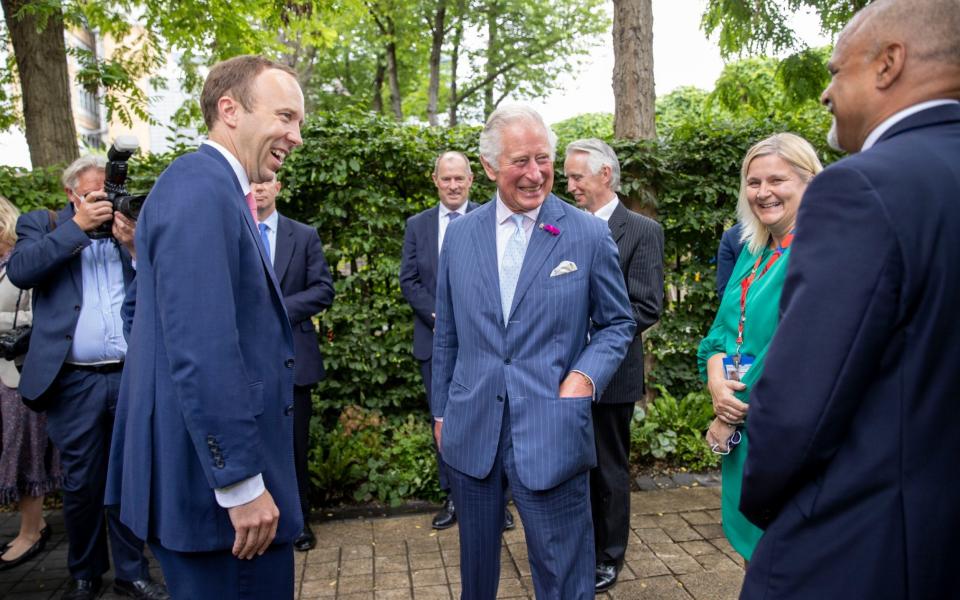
[697,133,823,562]
[0,195,61,570]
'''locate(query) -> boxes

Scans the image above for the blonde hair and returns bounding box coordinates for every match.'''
[736,133,823,255]
[0,196,21,250]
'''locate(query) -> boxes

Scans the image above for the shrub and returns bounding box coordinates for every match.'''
[631,385,718,472]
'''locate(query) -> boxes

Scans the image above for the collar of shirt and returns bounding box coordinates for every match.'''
[495,194,541,228]
[438,202,468,219]
[202,139,251,196]
[591,195,619,222]
[261,208,279,232]
[861,99,960,152]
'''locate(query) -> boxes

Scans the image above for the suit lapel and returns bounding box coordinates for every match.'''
[56,204,83,295]
[470,202,502,324]
[607,201,627,244]
[508,195,564,321]
[425,206,439,278]
[273,214,295,284]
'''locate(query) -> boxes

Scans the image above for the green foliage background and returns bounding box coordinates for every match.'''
[0,77,840,504]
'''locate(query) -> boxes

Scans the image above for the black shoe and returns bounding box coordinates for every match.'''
[294,524,317,552]
[0,525,51,571]
[113,578,171,600]
[595,562,619,592]
[503,508,516,531]
[431,498,456,530]
[61,578,102,600]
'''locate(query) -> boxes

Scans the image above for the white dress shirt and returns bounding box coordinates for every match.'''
[200,139,265,509]
[861,99,960,151]
[438,202,468,254]
[495,196,540,274]
[591,195,619,223]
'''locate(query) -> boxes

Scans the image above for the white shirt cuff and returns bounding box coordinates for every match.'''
[214,474,265,508]
[434,416,443,423]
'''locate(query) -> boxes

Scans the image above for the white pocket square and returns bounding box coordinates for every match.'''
[550,261,578,277]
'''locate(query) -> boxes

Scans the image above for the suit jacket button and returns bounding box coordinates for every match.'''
[284,359,295,369]
[74,305,81,311]
[284,404,294,416]
[497,395,503,403]
[65,334,73,341]
[503,358,511,365]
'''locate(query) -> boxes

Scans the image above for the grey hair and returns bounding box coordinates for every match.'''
[478,104,557,171]
[564,138,621,192]
[433,151,472,176]
[61,155,107,191]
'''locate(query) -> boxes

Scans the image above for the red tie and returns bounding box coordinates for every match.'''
[245,192,257,222]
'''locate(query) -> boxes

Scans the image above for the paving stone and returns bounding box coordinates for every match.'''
[679,511,719,526]
[678,540,717,557]
[309,546,341,563]
[411,567,447,588]
[692,551,742,573]
[342,544,375,560]
[692,523,725,540]
[634,528,674,544]
[671,472,697,486]
[648,542,705,575]
[496,577,526,598]
[375,554,410,574]
[412,584,451,599]
[373,542,406,557]
[341,558,374,577]
[339,574,375,594]
[375,589,413,600]
[339,593,374,600]
[635,475,659,491]
[406,539,441,554]
[303,561,340,581]
[374,571,410,590]
[663,525,703,543]
[408,552,444,571]
[607,574,694,599]
[299,577,338,598]
[679,569,744,600]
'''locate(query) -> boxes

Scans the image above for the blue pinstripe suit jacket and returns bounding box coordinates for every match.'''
[431,194,635,491]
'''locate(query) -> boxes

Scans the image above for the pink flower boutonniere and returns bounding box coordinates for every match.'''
[540,223,560,236]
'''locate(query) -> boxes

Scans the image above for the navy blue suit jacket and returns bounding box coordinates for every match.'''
[8,204,135,405]
[715,223,744,297]
[274,214,334,387]
[740,104,960,598]
[399,201,478,361]
[106,145,301,552]
[431,194,635,491]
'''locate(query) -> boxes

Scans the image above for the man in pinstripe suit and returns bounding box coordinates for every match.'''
[565,139,664,592]
[431,105,636,599]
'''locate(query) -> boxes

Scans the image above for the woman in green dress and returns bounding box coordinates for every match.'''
[697,133,822,562]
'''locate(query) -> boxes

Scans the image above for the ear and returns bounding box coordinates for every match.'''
[64,186,78,206]
[217,95,241,128]
[480,156,498,182]
[275,180,283,193]
[875,42,905,90]
[599,164,612,187]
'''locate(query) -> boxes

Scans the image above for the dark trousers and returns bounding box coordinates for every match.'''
[418,358,449,493]
[151,542,294,599]
[590,402,635,568]
[293,384,313,521]
[447,398,594,600]
[44,368,149,581]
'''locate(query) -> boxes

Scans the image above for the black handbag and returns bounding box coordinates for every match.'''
[0,280,30,361]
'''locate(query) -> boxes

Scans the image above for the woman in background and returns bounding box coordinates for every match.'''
[0,195,61,570]
[697,133,822,562]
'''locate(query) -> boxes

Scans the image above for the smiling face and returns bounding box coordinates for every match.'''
[745,154,809,237]
[219,68,305,184]
[433,154,473,211]
[821,24,882,153]
[481,120,554,213]
[564,151,612,213]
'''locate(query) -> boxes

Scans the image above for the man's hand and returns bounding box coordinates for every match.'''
[227,490,280,559]
[72,191,113,232]
[559,371,594,398]
[112,212,137,258]
[434,419,442,450]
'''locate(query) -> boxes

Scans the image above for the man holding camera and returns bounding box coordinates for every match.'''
[8,156,167,600]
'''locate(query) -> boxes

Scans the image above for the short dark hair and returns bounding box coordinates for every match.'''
[200,55,298,130]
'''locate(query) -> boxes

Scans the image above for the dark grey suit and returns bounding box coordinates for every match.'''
[591,200,664,569]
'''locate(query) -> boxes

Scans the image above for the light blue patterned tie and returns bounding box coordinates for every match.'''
[500,214,527,325]
[258,222,271,263]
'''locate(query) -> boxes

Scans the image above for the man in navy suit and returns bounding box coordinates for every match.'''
[400,151,486,530]
[715,223,744,297]
[564,138,664,592]
[252,176,335,551]
[9,157,166,600]
[432,105,635,599]
[740,1,960,597]
[106,55,304,598]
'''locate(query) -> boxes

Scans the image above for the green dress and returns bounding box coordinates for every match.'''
[697,242,792,560]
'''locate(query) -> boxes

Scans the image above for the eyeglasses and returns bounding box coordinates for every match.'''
[710,429,742,456]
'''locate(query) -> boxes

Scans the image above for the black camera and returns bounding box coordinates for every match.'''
[89,135,148,240]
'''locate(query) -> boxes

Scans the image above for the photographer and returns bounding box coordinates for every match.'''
[7,155,167,600]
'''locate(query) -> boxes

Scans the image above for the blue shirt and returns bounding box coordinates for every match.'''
[67,238,127,364]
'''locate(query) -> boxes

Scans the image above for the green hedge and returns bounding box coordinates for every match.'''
[0,109,837,504]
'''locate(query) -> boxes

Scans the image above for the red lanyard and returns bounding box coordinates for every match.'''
[734,232,794,363]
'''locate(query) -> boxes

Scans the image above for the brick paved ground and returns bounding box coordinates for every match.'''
[1,486,742,599]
